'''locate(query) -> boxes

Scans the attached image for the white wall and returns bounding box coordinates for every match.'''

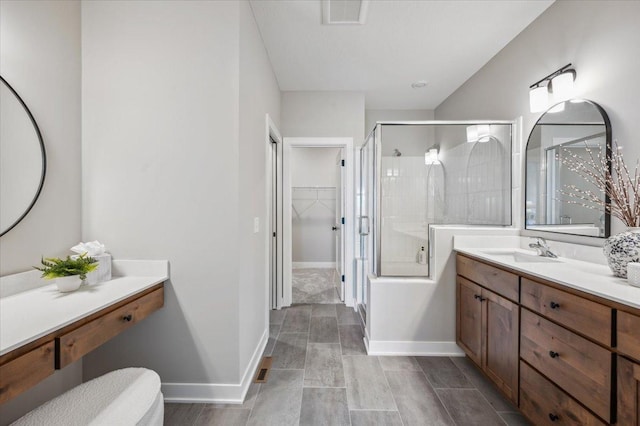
[291,147,341,263]
[0,0,82,275]
[435,0,640,238]
[281,91,365,146]
[0,2,82,423]
[238,0,281,380]
[81,0,280,401]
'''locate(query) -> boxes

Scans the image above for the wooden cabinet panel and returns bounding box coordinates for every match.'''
[521,278,611,346]
[520,361,605,426]
[0,342,54,404]
[618,355,640,425]
[618,310,640,362]
[520,309,611,422]
[456,255,519,302]
[483,289,519,404]
[57,287,164,368]
[457,276,483,366]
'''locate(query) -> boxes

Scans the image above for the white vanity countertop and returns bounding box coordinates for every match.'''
[0,260,168,356]
[455,247,640,310]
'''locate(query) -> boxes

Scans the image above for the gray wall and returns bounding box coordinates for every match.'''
[81,0,281,397]
[0,2,83,423]
[238,0,282,375]
[435,0,640,237]
[281,91,365,146]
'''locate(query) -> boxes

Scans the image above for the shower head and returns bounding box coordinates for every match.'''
[393,149,402,157]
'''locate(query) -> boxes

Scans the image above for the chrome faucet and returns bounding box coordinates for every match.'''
[529,237,558,258]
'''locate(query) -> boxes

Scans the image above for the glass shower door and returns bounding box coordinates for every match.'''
[357,126,377,314]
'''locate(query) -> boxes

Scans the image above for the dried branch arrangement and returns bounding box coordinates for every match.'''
[559,140,640,227]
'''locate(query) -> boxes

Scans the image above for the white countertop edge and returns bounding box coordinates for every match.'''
[0,273,168,356]
[454,247,640,310]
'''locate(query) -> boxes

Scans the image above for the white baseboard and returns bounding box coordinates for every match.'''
[365,336,465,356]
[292,262,336,269]
[162,328,268,403]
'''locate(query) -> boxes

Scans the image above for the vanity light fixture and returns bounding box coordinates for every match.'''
[529,63,576,113]
[425,146,440,165]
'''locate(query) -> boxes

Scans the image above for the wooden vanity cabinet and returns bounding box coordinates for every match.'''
[456,253,625,425]
[456,259,519,404]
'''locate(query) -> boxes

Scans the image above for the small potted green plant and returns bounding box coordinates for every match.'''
[35,253,99,292]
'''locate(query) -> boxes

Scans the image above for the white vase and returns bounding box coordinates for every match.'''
[603,228,640,278]
[55,275,83,292]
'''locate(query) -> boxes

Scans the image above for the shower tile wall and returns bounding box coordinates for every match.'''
[439,125,511,226]
[380,156,443,273]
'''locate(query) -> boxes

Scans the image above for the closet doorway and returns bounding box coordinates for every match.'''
[282,138,355,308]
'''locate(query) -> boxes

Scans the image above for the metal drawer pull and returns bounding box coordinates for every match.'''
[548,413,559,421]
[123,314,133,322]
[549,350,559,358]
[474,294,486,302]
[550,301,560,309]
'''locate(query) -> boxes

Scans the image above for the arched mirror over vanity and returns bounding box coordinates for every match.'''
[0,76,47,236]
[525,99,611,237]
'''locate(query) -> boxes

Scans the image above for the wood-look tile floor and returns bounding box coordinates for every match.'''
[165,304,529,426]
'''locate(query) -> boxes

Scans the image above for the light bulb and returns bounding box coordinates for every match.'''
[551,71,575,101]
[529,85,549,113]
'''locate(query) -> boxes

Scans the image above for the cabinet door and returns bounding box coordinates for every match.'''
[483,289,519,404]
[457,277,483,366]
[618,355,640,425]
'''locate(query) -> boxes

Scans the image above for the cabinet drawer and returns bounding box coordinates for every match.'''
[618,310,640,361]
[456,255,518,302]
[520,361,605,426]
[520,309,612,422]
[521,278,611,346]
[0,341,55,404]
[57,287,164,368]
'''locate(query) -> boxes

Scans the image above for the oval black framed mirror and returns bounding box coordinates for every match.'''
[0,76,47,237]
[525,99,611,238]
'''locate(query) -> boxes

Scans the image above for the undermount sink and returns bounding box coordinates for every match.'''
[480,249,561,264]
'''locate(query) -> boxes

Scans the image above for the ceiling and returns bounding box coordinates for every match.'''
[249,0,554,110]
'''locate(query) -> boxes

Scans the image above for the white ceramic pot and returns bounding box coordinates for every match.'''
[55,275,83,292]
[603,228,640,278]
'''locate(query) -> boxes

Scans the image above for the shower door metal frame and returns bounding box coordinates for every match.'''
[371,120,516,278]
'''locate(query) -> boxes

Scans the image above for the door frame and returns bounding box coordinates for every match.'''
[265,114,283,310]
[335,149,346,302]
[283,137,355,307]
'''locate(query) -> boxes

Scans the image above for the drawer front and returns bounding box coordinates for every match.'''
[520,309,612,422]
[521,278,611,346]
[456,254,518,302]
[0,341,55,404]
[618,310,640,362]
[57,287,164,368]
[520,361,605,426]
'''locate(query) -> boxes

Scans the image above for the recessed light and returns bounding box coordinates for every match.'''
[411,80,428,89]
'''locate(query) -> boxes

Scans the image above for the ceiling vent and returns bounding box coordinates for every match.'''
[322,0,369,25]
